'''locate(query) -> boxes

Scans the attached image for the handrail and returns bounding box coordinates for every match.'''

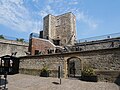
[76,32,120,43]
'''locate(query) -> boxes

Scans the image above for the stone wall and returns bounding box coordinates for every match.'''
[43,12,76,46]
[80,48,120,70]
[73,37,120,51]
[0,39,28,57]
[19,54,64,77]
[19,47,120,81]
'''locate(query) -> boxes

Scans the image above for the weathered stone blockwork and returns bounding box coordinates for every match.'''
[73,37,120,51]
[0,39,28,57]
[43,12,76,46]
[20,54,64,77]
[19,48,120,82]
[80,48,120,70]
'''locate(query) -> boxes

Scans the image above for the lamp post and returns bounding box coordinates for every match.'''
[58,65,62,84]
[58,52,64,85]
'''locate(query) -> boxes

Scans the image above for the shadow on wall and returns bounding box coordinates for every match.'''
[114,74,120,86]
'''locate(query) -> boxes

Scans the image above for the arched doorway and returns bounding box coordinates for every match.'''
[67,57,82,78]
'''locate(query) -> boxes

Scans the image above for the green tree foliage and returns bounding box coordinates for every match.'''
[0,35,5,39]
[81,63,96,76]
[82,66,95,76]
[16,38,24,42]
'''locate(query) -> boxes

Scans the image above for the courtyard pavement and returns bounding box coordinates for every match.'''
[0,74,119,90]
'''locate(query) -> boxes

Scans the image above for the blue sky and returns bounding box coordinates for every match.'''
[0,0,120,40]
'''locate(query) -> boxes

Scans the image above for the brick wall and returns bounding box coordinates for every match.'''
[29,38,56,55]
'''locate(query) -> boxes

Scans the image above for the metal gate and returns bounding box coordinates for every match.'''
[0,55,19,75]
[67,58,81,78]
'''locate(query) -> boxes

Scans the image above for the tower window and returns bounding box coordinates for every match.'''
[64,39,66,43]
[53,40,60,46]
[35,50,39,55]
[56,18,61,26]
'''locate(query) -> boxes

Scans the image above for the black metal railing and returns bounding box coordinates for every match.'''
[29,33,40,39]
[76,32,120,43]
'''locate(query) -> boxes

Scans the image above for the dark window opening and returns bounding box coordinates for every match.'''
[55,49,62,53]
[64,39,66,44]
[76,47,79,51]
[35,50,39,55]
[47,49,54,54]
[46,36,49,40]
[53,40,60,46]
[110,42,114,47]
[39,31,43,38]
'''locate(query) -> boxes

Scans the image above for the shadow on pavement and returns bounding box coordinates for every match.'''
[114,74,120,86]
[52,82,60,85]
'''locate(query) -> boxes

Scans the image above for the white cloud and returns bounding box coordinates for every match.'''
[0,0,41,33]
[48,0,63,3]
[0,0,98,35]
[39,0,79,17]
[75,10,98,29]
[39,5,55,18]
[32,0,39,3]
[40,0,98,30]
[68,1,78,5]
[9,0,24,5]
[88,21,98,29]
[37,0,98,31]
[32,21,43,33]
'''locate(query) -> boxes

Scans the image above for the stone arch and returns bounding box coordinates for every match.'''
[64,56,82,78]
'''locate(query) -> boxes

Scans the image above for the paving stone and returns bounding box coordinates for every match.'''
[0,74,119,90]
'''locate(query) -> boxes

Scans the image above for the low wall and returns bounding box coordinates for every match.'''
[96,70,120,83]
[0,39,29,57]
[19,54,64,77]
[19,68,59,77]
[19,48,120,83]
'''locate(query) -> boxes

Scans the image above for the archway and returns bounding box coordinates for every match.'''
[67,57,82,78]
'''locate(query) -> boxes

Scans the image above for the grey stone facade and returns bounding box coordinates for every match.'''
[20,55,64,77]
[19,47,120,82]
[70,37,120,52]
[0,39,29,57]
[43,12,76,46]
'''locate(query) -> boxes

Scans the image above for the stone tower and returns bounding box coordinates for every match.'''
[43,12,76,46]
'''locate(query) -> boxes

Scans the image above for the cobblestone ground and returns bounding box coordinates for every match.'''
[0,74,119,90]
